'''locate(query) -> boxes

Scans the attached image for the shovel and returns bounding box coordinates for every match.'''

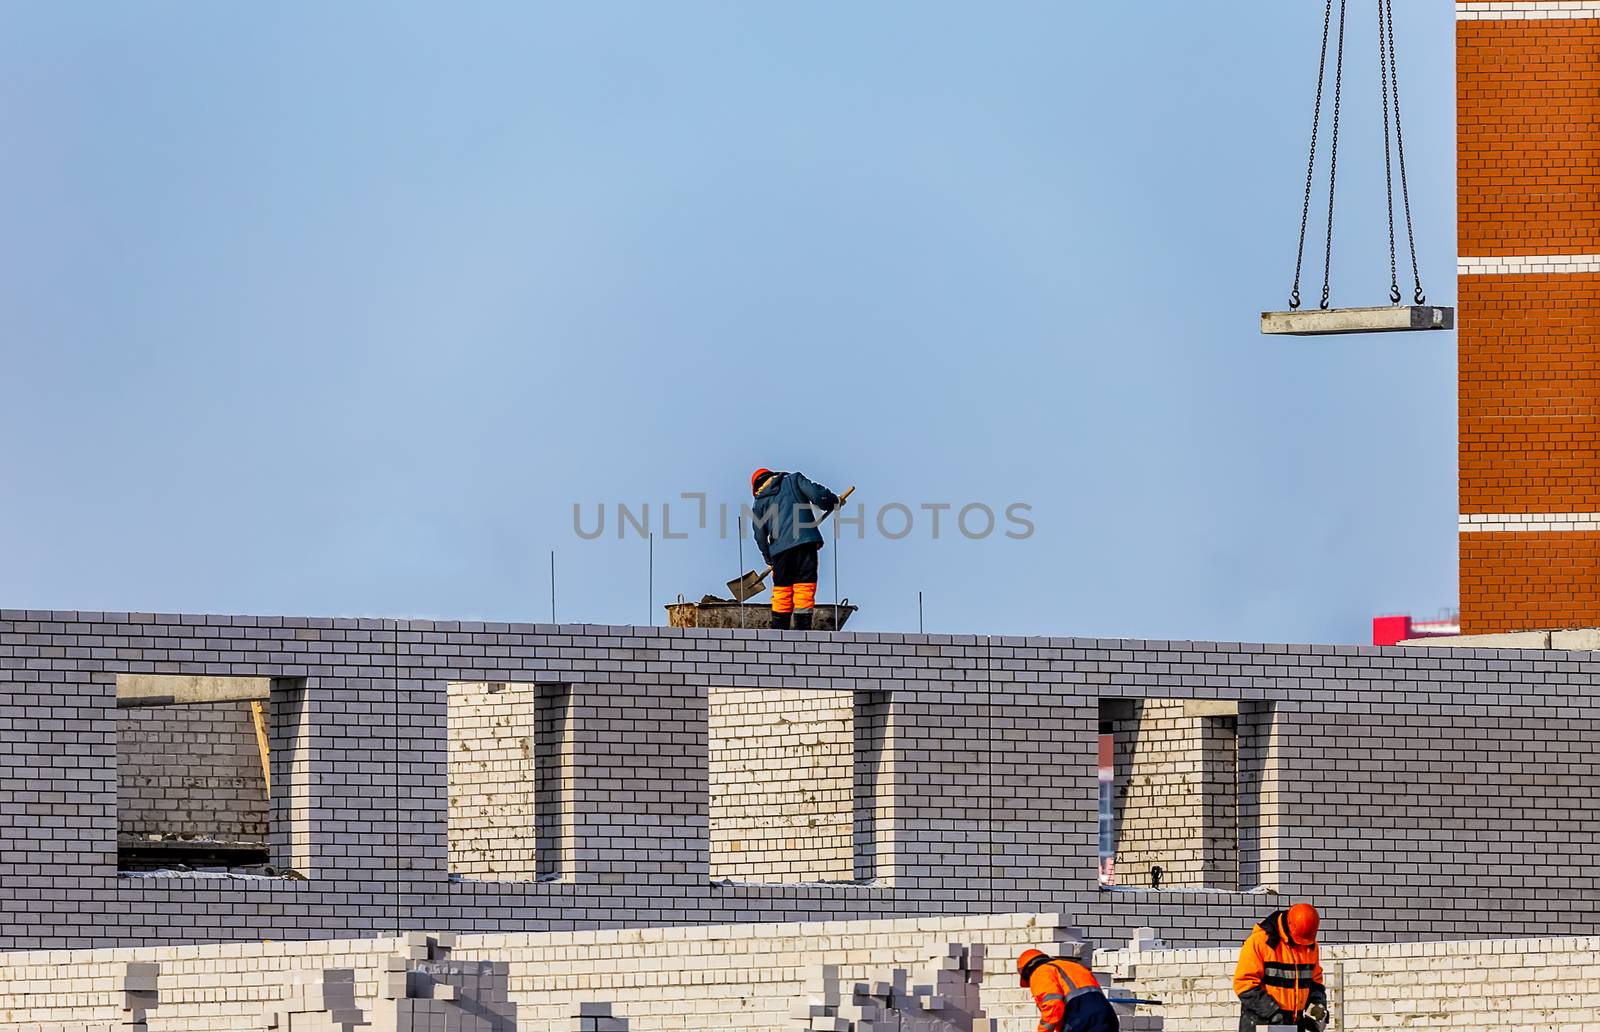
[727,485,855,602]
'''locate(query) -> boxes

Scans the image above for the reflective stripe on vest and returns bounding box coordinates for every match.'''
[1262,961,1317,989]
[1047,963,1103,1004]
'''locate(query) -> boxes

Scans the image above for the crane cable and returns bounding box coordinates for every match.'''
[1289,0,1338,311]
[1319,0,1347,311]
[1289,0,1425,310]
[1381,0,1426,304]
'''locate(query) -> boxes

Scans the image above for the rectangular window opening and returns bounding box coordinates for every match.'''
[446,681,568,882]
[115,674,287,878]
[1098,697,1269,892]
[852,690,891,884]
[709,687,863,884]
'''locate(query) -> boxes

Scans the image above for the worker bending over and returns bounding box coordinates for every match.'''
[749,468,840,630]
[1233,903,1330,1031]
[1017,949,1120,1032]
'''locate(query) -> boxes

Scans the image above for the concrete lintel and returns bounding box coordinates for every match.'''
[115,673,272,708]
[1260,305,1454,335]
[1401,631,1551,649]
[1550,629,1600,651]
[1183,699,1240,718]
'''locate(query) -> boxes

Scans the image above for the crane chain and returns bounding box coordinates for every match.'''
[1290,0,1337,311]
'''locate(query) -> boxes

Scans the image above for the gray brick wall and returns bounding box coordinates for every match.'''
[2,610,1597,952]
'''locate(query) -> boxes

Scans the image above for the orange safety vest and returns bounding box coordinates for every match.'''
[1232,911,1324,1019]
[1027,958,1106,1032]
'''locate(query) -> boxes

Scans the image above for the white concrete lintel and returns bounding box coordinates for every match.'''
[115,673,272,708]
[1183,700,1241,718]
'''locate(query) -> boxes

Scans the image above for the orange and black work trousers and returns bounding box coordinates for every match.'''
[770,544,820,629]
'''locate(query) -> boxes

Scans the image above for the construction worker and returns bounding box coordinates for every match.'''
[1233,903,1330,1032]
[1017,948,1120,1032]
[749,468,839,630]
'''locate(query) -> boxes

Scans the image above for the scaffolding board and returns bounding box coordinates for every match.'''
[1261,305,1454,336]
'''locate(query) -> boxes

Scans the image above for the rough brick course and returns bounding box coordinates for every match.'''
[1101,934,1600,1032]
[0,913,1071,1032]
[4,913,1593,1031]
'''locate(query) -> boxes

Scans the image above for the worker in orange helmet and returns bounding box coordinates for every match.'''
[749,468,839,630]
[1017,948,1120,1032]
[1233,903,1330,1031]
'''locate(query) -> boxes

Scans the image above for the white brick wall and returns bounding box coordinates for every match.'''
[1105,701,1266,891]
[448,682,539,880]
[116,701,268,848]
[1108,702,1238,889]
[1457,1,1600,21]
[1099,934,1600,1031]
[708,688,855,883]
[0,912,1078,1032]
[11,918,1595,1032]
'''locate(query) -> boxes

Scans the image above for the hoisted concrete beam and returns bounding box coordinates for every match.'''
[1260,305,1454,335]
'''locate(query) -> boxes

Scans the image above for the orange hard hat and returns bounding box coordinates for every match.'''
[1017,948,1047,986]
[1287,903,1320,944]
[750,468,773,494]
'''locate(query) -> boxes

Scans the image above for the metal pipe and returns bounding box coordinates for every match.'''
[833,514,840,619]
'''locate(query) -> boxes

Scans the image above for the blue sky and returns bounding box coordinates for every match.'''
[0,2,1460,642]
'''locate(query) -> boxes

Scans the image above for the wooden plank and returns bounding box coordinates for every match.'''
[250,700,271,799]
[1260,305,1455,335]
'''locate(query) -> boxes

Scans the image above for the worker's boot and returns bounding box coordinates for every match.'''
[791,610,813,631]
[770,610,792,631]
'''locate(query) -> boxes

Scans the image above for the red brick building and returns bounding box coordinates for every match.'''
[1457,1,1600,633]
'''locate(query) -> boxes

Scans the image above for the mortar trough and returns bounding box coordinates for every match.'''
[665,595,857,631]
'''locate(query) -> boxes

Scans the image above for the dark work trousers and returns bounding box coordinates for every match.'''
[771,543,820,590]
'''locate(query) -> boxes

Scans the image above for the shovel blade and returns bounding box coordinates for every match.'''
[727,569,768,602]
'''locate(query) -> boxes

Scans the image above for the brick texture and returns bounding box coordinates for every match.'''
[446,682,539,880]
[3,912,1594,1031]
[1102,933,1600,1032]
[708,688,855,883]
[1106,702,1250,891]
[1457,13,1600,634]
[0,912,1074,1032]
[1458,274,1600,515]
[1458,19,1600,257]
[1460,531,1600,631]
[2,612,1598,953]
[116,701,267,848]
